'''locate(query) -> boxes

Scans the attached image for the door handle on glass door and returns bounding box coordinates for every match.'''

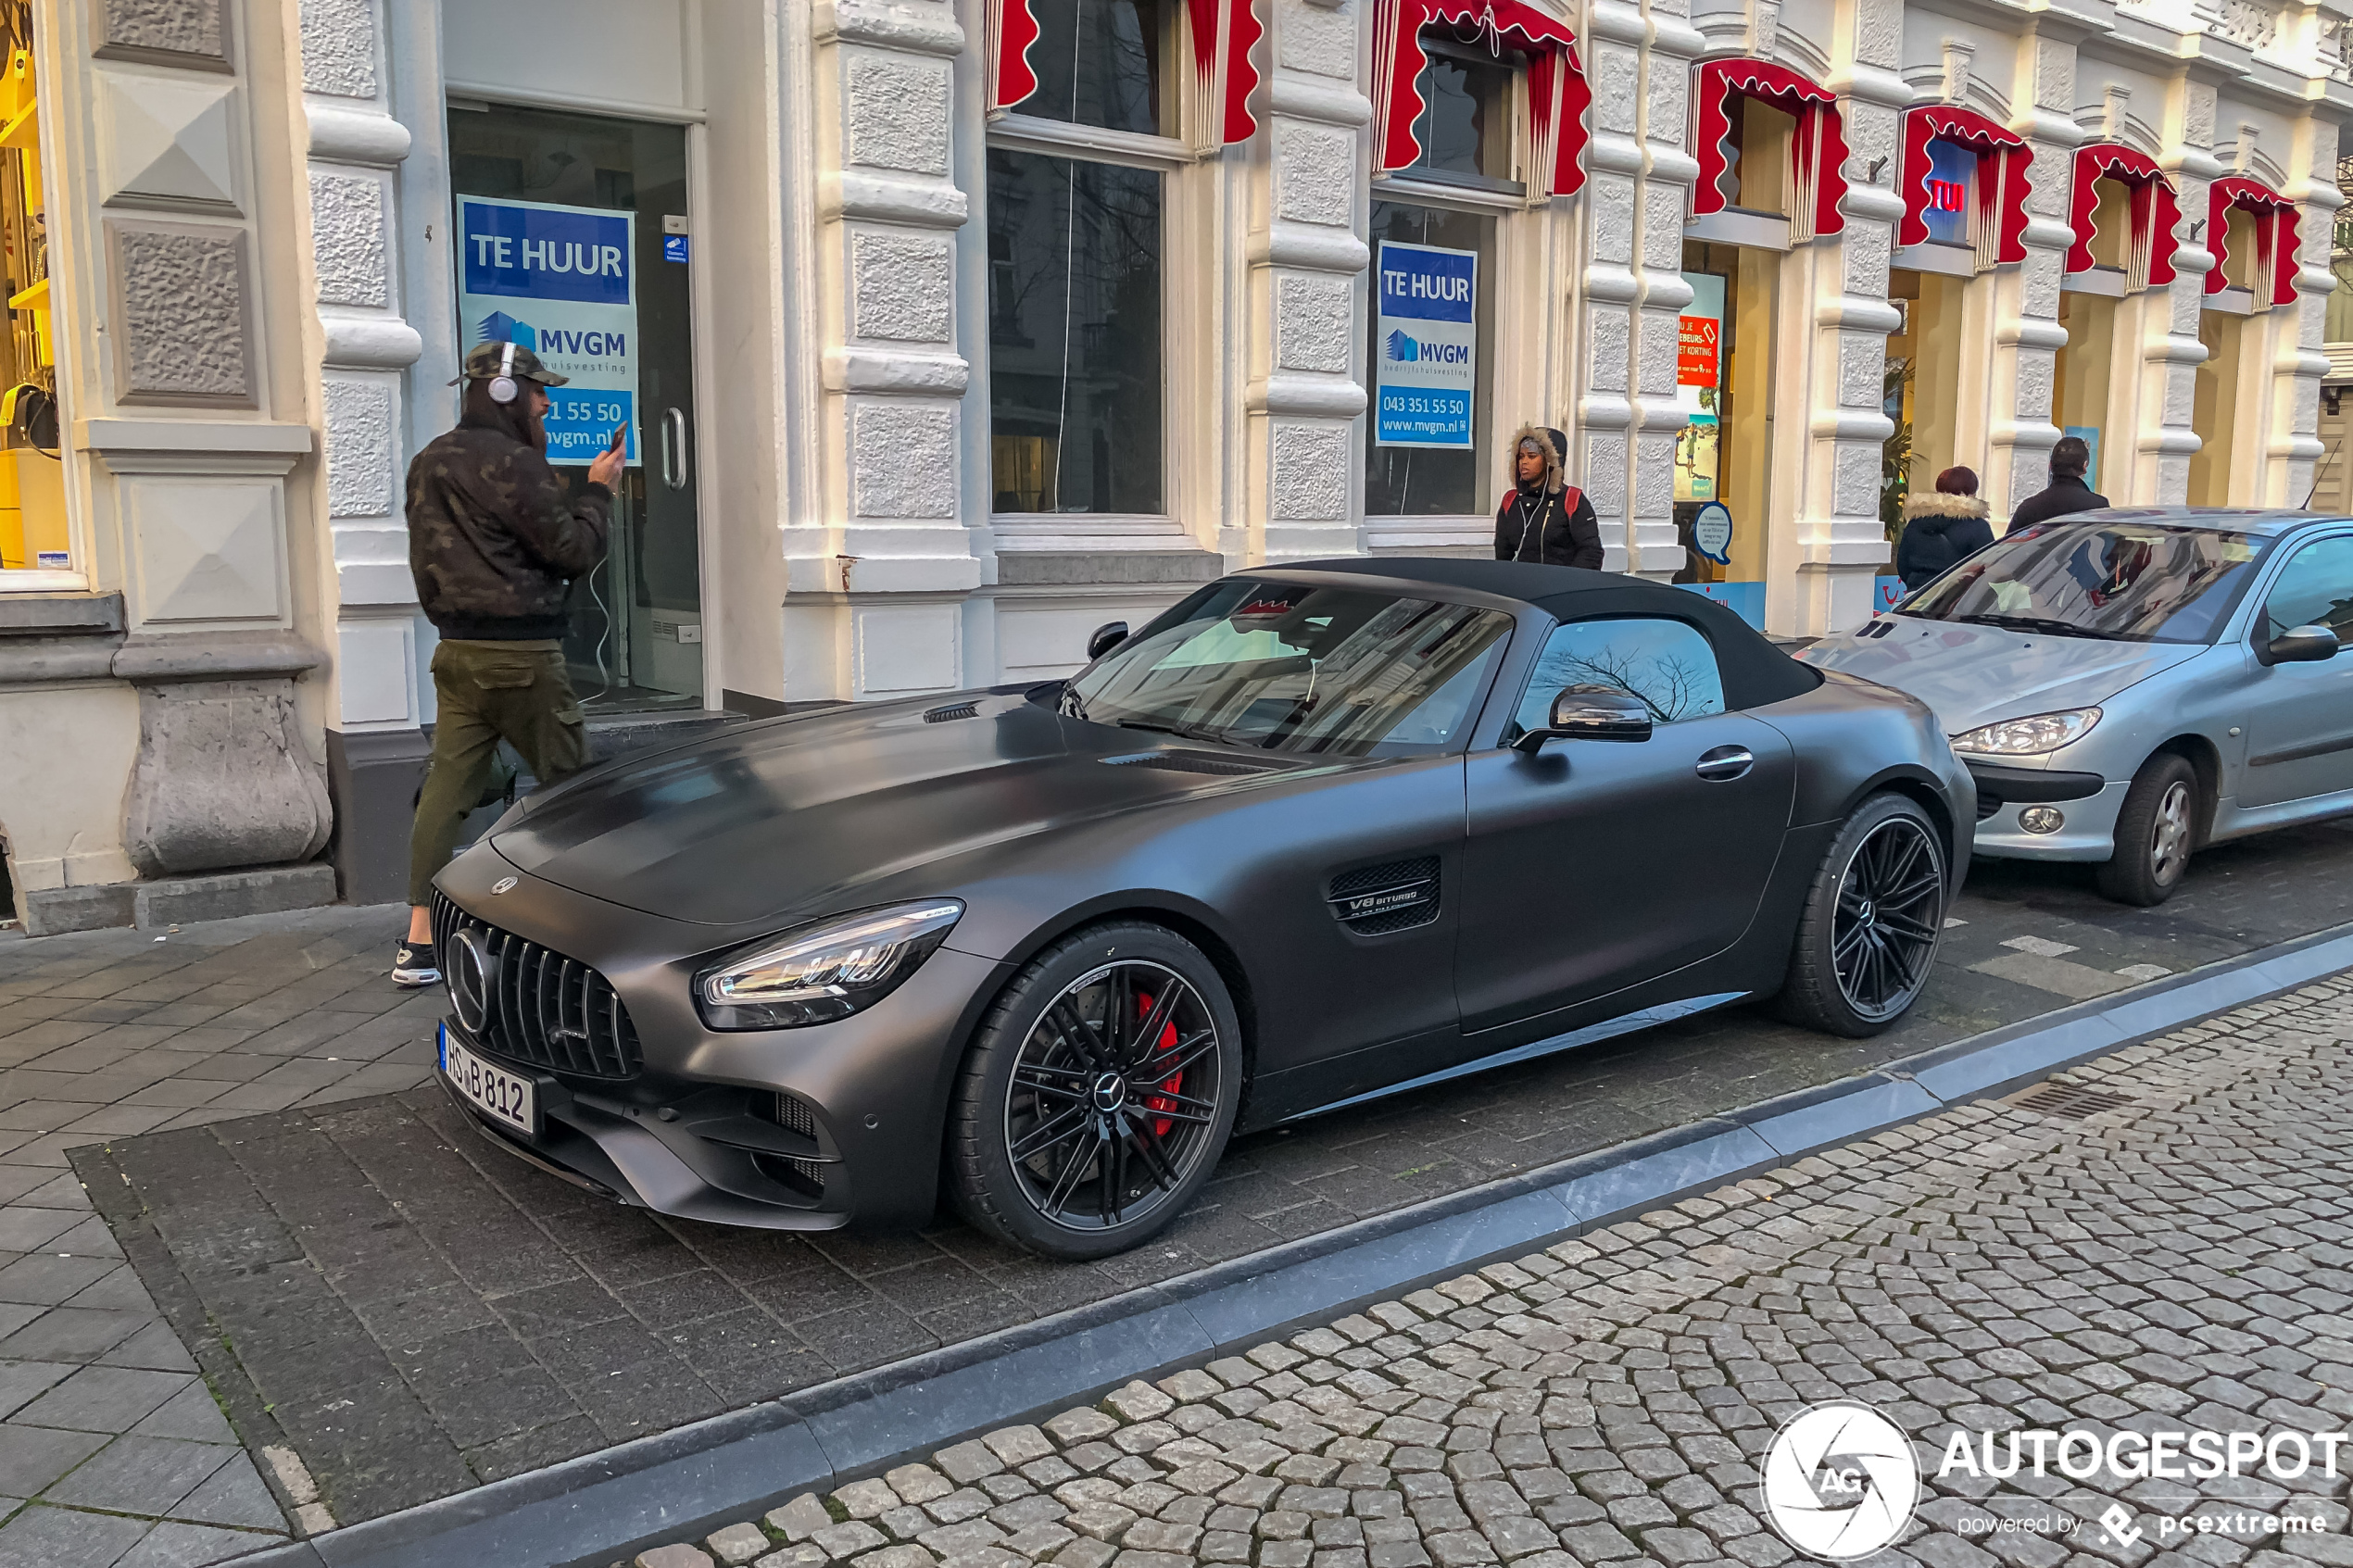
[662,408,689,491]
[1694,746,1754,781]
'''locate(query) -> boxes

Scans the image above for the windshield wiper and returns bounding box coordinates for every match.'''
[1108,718,1217,745]
[1951,612,2107,640]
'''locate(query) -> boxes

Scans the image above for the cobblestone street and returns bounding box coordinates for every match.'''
[621,973,2353,1568]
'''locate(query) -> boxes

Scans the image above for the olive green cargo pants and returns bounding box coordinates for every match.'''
[408,639,588,906]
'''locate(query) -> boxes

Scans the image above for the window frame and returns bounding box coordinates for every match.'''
[1504,613,1731,736]
[983,0,1195,534]
[2256,530,2353,643]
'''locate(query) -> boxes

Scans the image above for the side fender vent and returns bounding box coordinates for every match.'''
[1327,856,1441,935]
[924,701,981,723]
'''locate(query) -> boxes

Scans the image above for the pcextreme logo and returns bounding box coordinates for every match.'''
[1761,1402,1921,1560]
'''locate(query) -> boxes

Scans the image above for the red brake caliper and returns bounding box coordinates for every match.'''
[1137,991,1183,1137]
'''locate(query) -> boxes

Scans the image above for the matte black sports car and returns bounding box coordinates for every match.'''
[431,559,1973,1259]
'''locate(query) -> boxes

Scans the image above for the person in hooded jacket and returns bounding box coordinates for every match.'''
[1495,425,1603,569]
[1895,466,1996,591]
[393,339,623,987]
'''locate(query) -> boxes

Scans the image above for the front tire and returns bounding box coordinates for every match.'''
[947,922,1242,1261]
[1776,793,1949,1037]
[2095,753,2198,906]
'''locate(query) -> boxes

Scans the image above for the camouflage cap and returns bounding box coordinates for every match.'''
[462,339,569,387]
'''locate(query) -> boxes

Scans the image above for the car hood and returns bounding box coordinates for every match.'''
[486,691,1322,927]
[1802,618,2203,734]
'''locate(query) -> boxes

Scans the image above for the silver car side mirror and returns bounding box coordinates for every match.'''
[2261,624,2341,666]
[1512,684,1655,752]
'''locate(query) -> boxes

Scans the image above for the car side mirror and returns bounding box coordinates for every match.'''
[2261,624,2341,666]
[1512,685,1655,752]
[1087,621,1129,661]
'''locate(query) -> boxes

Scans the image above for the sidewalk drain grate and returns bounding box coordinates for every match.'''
[2009,1081,2137,1120]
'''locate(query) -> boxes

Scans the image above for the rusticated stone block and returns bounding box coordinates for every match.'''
[120,676,333,877]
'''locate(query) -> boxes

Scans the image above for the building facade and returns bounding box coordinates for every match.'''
[1,0,2347,933]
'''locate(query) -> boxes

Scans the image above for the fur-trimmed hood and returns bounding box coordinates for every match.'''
[1507,424,1568,495]
[1902,492,1989,533]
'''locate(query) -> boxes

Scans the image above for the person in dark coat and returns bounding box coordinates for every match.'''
[2007,436,2109,530]
[1495,424,1603,569]
[394,340,623,988]
[1895,466,1996,590]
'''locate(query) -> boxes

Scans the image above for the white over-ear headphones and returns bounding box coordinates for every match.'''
[486,340,519,405]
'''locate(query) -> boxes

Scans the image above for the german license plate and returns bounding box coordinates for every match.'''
[440,1023,536,1136]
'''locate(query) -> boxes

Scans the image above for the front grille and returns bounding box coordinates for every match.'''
[762,1094,827,1194]
[432,892,644,1079]
[1327,856,1441,935]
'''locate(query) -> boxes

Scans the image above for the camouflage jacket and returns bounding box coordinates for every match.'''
[406,420,610,641]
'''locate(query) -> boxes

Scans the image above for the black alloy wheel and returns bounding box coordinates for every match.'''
[949,923,1242,1259]
[1776,793,1948,1036]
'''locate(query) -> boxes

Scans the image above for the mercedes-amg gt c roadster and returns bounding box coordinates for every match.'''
[431,559,1973,1258]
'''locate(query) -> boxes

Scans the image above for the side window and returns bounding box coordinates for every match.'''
[1514,617,1728,732]
[2262,536,2353,642]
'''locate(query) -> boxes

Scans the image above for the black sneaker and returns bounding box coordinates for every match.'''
[392,939,440,988]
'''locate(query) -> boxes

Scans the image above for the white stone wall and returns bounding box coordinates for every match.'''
[300,0,427,733]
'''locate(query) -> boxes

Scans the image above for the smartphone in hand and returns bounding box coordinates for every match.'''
[609,422,627,453]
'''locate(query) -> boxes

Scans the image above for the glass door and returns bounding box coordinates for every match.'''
[447,104,704,710]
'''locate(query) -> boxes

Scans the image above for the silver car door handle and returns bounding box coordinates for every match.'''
[1695,746,1754,782]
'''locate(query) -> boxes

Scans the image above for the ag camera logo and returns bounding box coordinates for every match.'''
[1762,1402,1920,1559]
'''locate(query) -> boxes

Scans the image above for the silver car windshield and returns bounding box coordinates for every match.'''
[1065,581,1513,757]
[1898,521,2270,644]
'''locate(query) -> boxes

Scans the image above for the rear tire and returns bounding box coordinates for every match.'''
[2095,753,2198,907]
[1775,793,1949,1037]
[947,922,1241,1261]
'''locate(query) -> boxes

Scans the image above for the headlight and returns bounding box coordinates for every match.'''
[1950,708,2102,757]
[696,900,964,1030]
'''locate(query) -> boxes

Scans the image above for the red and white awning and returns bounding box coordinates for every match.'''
[1898,105,2029,268]
[2207,175,2301,307]
[1372,0,1593,200]
[1691,57,1847,241]
[988,0,1263,152]
[2064,144,2182,291]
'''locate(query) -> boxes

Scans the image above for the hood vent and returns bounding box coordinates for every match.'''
[923,701,981,723]
[1101,751,1290,776]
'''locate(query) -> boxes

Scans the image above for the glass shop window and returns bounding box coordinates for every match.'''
[1019,0,1171,136]
[1408,28,1521,191]
[987,149,1164,514]
[1920,138,1976,249]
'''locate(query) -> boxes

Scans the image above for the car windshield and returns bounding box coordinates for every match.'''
[1898,520,2270,644]
[1063,580,1514,757]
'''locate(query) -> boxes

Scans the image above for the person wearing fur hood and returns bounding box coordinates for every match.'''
[1495,424,1603,569]
[1895,466,1995,591]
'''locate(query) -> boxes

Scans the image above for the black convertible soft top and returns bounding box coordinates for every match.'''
[1277,557,1824,711]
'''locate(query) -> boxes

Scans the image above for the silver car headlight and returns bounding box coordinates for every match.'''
[696,900,964,1030]
[1950,708,2103,757]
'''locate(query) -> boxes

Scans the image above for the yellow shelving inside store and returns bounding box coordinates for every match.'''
[0,14,61,575]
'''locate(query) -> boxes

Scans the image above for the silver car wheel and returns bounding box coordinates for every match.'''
[2149,778,2193,885]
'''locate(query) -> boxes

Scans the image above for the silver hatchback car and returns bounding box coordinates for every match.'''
[1801,508,2353,904]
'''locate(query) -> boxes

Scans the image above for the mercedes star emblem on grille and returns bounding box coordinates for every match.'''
[447,928,497,1035]
[491,877,519,895]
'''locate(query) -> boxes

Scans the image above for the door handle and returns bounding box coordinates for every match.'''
[1695,745,1754,782]
[662,407,689,492]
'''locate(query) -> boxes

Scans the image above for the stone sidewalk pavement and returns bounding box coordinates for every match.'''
[613,972,2353,1568]
[0,906,440,1567]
